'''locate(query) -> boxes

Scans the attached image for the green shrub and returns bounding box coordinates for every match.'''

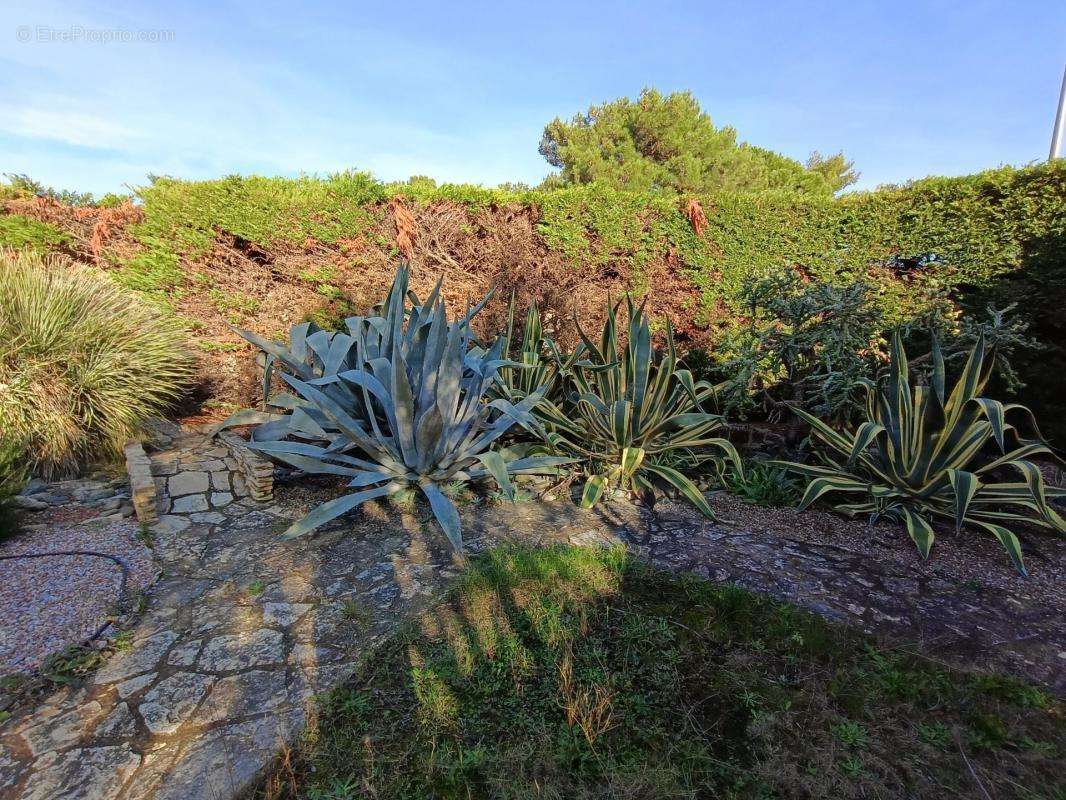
[773,332,1065,573]
[0,248,196,477]
[716,268,887,426]
[0,214,70,252]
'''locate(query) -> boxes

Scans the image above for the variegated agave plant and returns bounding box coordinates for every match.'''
[535,297,741,516]
[493,294,580,407]
[773,331,1065,574]
[217,263,572,551]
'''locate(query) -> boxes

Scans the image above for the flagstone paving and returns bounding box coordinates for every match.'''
[1,427,1063,799]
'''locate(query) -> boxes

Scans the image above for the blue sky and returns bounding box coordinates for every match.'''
[1,0,1063,195]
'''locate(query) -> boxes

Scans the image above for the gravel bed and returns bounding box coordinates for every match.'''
[0,521,159,675]
[704,492,1066,598]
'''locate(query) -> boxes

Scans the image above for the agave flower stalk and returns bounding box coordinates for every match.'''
[773,331,1066,574]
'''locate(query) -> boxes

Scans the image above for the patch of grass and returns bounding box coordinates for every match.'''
[261,545,1064,800]
[198,339,244,353]
[0,436,27,541]
[0,214,70,251]
[246,579,266,596]
[208,288,260,317]
[111,240,184,295]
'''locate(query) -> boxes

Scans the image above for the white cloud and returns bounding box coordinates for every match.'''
[0,104,135,149]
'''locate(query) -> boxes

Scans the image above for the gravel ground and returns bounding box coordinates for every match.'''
[704,492,1066,597]
[0,521,159,675]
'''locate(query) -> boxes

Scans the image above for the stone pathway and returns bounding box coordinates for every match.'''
[2,429,1063,799]
[0,429,464,800]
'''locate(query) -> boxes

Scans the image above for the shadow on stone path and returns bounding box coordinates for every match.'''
[1,429,465,800]
[2,429,1063,799]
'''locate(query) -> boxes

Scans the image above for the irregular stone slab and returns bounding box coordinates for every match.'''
[18,745,140,800]
[168,472,209,497]
[190,511,225,524]
[210,491,233,507]
[150,712,301,800]
[166,638,202,667]
[198,669,289,724]
[138,672,216,735]
[92,630,178,684]
[21,700,104,755]
[198,629,286,672]
[115,672,156,699]
[171,494,209,513]
[152,515,190,534]
[94,702,138,740]
[262,602,312,628]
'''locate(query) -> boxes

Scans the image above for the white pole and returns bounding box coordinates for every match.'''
[1050,64,1066,160]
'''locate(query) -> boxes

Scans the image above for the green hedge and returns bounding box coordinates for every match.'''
[130,162,1066,440]
[134,162,1065,302]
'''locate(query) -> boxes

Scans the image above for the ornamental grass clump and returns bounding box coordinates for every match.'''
[0,248,195,478]
[774,331,1065,574]
[220,263,573,551]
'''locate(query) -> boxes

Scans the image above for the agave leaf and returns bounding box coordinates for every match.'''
[619,447,645,481]
[580,475,609,508]
[212,409,288,434]
[642,462,714,518]
[899,505,935,559]
[476,450,515,501]
[797,476,868,509]
[281,483,401,539]
[419,481,464,553]
[946,468,980,534]
[967,520,1027,575]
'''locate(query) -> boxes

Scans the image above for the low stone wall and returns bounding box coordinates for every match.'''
[123,440,158,524]
[216,431,274,501]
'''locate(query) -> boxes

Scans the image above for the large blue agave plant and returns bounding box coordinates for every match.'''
[217,263,572,551]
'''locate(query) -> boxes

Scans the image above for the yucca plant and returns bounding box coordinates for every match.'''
[773,331,1065,574]
[536,297,741,516]
[220,264,573,551]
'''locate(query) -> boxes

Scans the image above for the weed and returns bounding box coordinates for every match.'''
[110,630,133,652]
[198,340,244,352]
[40,646,103,684]
[339,600,370,625]
[208,288,259,316]
[832,720,869,749]
[247,580,266,597]
[720,460,802,507]
[135,523,154,546]
[916,721,952,748]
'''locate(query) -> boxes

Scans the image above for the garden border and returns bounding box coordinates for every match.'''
[216,430,274,501]
[123,440,158,524]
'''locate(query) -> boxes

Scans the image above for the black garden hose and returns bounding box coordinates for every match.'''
[0,550,131,643]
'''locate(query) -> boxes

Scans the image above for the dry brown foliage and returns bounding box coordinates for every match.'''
[3,196,714,415]
[389,196,417,260]
[685,197,708,237]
